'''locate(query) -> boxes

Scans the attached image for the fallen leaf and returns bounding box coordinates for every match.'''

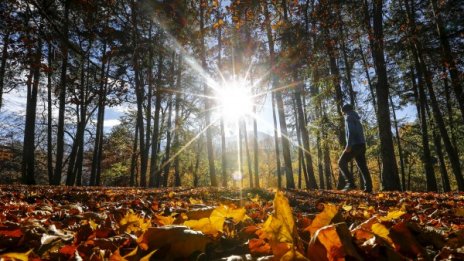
[137,225,211,259]
[305,203,342,237]
[0,249,33,261]
[307,223,362,261]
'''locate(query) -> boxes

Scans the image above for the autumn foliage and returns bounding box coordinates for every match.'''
[0,186,464,260]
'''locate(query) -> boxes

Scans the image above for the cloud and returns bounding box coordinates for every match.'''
[104,119,121,128]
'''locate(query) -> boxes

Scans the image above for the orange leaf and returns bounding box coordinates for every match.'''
[249,238,272,256]
[305,203,341,237]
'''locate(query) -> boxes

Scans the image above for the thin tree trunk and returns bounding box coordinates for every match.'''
[216,18,228,188]
[429,0,464,123]
[47,41,53,185]
[271,92,282,189]
[389,95,406,191]
[66,55,87,186]
[130,119,139,187]
[370,0,401,190]
[443,67,458,150]
[0,30,10,111]
[404,0,463,190]
[193,137,202,187]
[253,106,259,188]
[173,55,182,187]
[410,64,437,191]
[263,0,294,188]
[162,97,173,187]
[293,78,316,189]
[242,120,253,188]
[200,0,217,186]
[432,127,451,192]
[293,98,309,189]
[22,28,42,185]
[150,55,163,187]
[54,0,70,185]
[145,28,154,176]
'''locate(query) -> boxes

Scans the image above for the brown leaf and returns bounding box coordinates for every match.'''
[137,225,211,259]
[307,222,362,261]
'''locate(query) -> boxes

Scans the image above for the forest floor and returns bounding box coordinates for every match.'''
[0,185,463,260]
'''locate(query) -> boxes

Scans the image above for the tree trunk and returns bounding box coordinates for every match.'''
[47,41,53,185]
[199,0,217,186]
[130,118,139,187]
[293,78,316,189]
[432,127,451,192]
[293,98,309,189]
[389,95,407,191]
[173,55,182,187]
[410,65,437,192]
[90,43,109,186]
[253,107,259,188]
[429,0,464,123]
[263,0,294,188]
[54,0,70,185]
[162,97,173,187]
[150,55,163,187]
[242,121,253,188]
[271,92,282,189]
[145,29,154,179]
[22,28,42,185]
[66,55,87,186]
[404,0,463,190]
[370,0,401,190]
[0,30,10,111]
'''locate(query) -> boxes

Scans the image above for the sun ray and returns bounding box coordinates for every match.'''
[246,110,314,157]
[252,81,303,99]
[157,118,220,176]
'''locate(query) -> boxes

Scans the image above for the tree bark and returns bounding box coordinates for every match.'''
[199,0,217,186]
[242,120,253,188]
[53,0,70,185]
[173,55,182,187]
[410,65,437,192]
[389,95,407,191]
[150,55,163,187]
[130,118,139,187]
[263,0,294,188]
[0,30,10,111]
[162,97,173,187]
[370,0,401,190]
[271,92,282,189]
[429,0,464,123]
[22,27,42,185]
[253,106,259,188]
[47,41,53,185]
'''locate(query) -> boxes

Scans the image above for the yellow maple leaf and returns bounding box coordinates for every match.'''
[155,214,175,226]
[184,218,220,236]
[0,249,33,261]
[379,210,406,221]
[261,191,307,260]
[262,191,296,244]
[189,197,204,205]
[306,203,340,237]
[120,211,151,234]
[211,205,248,225]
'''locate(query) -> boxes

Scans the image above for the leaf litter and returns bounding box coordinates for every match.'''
[0,185,463,260]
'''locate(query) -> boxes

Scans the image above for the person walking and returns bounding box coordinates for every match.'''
[338,104,373,192]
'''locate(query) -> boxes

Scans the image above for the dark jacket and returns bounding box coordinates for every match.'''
[345,111,365,147]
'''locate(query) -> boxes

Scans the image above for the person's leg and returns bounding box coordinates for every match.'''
[354,145,373,192]
[338,150,355,189]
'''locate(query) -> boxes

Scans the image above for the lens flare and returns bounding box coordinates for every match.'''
[215,79,253,122]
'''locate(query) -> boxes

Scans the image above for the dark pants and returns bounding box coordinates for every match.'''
[338,144,372,190]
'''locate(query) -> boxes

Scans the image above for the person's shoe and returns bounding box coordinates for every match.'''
[342,184,356,192]
[363,188,373,193]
